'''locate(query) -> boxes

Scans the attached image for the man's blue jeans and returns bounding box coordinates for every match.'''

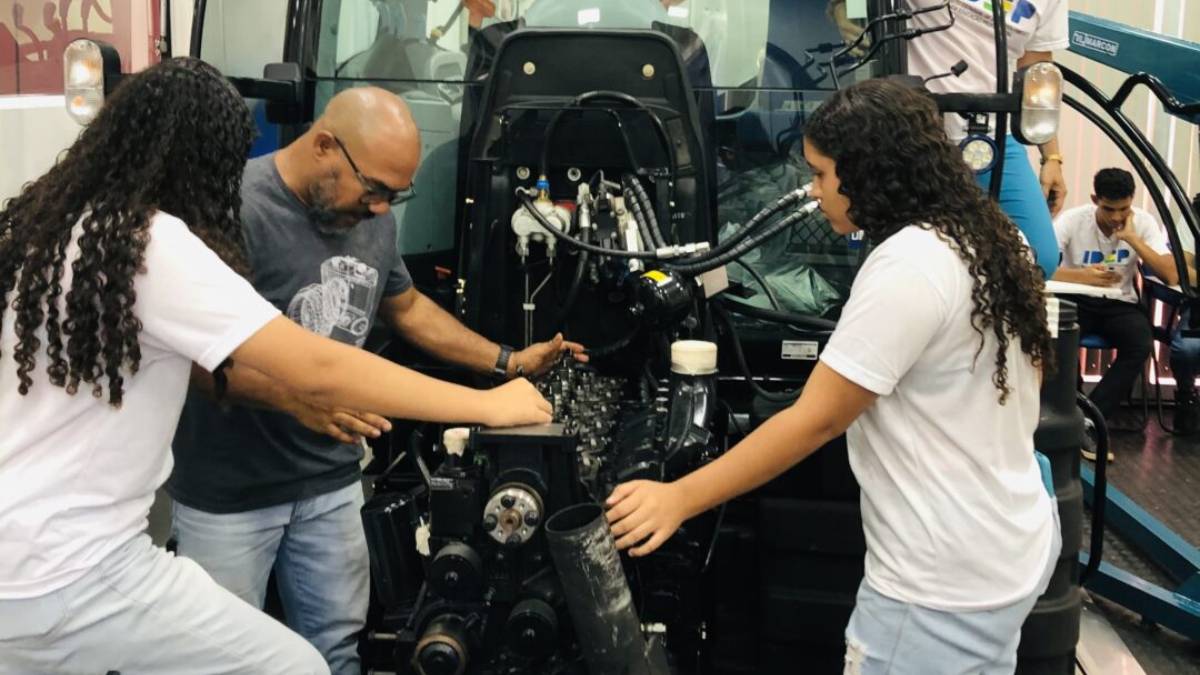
[172,481,369,675]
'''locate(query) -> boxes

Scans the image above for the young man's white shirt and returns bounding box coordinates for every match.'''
[821,225,1057,611]
[1053,204,1171,304]
[0,212,280,599]
[905,0,1070,140]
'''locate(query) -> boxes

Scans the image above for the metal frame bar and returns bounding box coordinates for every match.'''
[1079,466,1200,639]
[1078,553,1200,640]
[1081,466,1200,584]
[1066,11,1200,121]
[1060,66,1199,299]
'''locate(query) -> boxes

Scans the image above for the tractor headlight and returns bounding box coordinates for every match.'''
[1013,62,1063,146]
[64,39,122,125]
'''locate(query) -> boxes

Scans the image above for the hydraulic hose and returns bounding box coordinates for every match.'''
[584,325,641,359]
[623,187,659,256]
[717,296,837,332]
[713,303,802,404]
[623,174,669,248]
[732,260,781,312]
[541,91,676,182]
[517,192,662,260]
[556,212,590,329]
[669,201,821,275]
[682,186,810,265]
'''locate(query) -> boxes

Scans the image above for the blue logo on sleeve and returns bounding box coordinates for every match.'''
[1011,0,1037,22]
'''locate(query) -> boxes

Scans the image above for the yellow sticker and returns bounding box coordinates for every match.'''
[642,270,669,285]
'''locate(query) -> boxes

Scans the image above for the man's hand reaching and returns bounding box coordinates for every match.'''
[513,333,588,378]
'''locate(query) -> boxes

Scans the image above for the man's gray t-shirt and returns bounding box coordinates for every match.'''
[168,153,412,513]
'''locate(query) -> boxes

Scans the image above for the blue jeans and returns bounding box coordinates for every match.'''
[844,472,1061,674]
[977,137,1059,280]
[1171,307,1200,390]
[172,481,369,675]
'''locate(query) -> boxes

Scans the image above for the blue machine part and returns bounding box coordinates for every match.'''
[1067,12,1200,122]
[1080,464,1200,640]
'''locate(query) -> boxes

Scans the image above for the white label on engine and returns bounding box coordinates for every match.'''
[781,340,818,361]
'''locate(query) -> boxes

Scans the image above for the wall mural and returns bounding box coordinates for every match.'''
[0,1,146,95]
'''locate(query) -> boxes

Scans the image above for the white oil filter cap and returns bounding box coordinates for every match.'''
[671,340,718,375]
[443,427,470,456]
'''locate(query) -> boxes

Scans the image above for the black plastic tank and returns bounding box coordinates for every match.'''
[1018,297,1084,674]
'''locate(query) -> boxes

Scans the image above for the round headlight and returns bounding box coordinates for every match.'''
[960,135,998,174]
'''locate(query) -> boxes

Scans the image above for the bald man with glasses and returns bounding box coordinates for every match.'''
[167,87,584,674]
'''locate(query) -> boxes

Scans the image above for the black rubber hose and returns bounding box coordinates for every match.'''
[717,296,837,332]
[544,504,668,675]
[624,187,659,255]
[674,189,808,266]
[541,90,676,181]
[556,215,590,329]
[713,303,802,403]
[585,326,640,359]
[517,192,662,260]
[669,203,820,275]
[1077,393,1108,586]
[731,260,782,312]
[624,174,669,248]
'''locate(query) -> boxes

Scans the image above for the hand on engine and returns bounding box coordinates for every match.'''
[483,377,554,427]
[289,397,392,444]
[513,332,588,378]
[606,480,687,557]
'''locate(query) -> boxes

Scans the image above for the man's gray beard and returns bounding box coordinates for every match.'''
[310,207,355,237]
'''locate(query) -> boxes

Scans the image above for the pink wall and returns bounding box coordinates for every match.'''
[0,1,158,95]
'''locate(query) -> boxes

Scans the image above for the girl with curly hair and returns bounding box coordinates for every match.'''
[606,78,1060,673]
[0,58,549,674]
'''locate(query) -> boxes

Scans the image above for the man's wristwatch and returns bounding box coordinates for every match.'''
[493,344,514,379]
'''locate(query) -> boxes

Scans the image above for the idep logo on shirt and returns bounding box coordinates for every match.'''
[1081,249,1130,265]
[966,0,1037,23]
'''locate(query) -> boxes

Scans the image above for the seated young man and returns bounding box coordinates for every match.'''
[1053,168,1180,460]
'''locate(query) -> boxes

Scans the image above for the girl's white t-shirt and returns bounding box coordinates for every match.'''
[0,212,280,598]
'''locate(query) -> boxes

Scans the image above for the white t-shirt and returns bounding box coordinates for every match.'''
[905,0,1070,140]
[821,226,1056,611]
[1053,204,1170,304]
[0,212,280,599]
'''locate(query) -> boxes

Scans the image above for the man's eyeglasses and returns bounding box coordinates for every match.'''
[332,135,417,206]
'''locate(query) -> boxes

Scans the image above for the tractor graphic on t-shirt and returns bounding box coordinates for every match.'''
[287,256,379,347]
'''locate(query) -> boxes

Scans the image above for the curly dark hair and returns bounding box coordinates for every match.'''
[805,78,1053,402]
[0,57,254,407]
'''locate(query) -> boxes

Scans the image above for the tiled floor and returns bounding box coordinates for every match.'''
[1081,416,1200,674]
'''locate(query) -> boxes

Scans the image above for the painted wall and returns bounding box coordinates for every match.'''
[1054,0,1198,242]
[4,1,1197,213]
[0,0,164,204]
